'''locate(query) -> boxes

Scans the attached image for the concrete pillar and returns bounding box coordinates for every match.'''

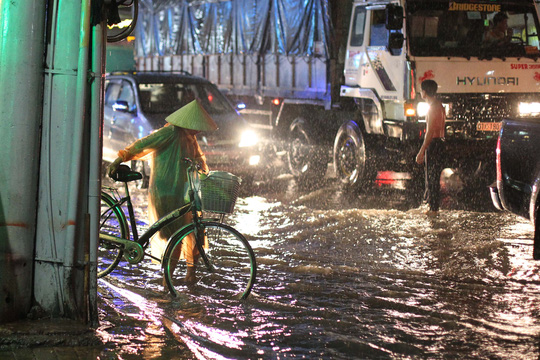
[34,0,92,319]
[0,0,47,322]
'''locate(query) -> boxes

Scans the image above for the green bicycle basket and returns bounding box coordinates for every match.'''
[200,171,242,214]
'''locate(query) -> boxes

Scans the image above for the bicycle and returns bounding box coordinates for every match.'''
[98,159,257,299]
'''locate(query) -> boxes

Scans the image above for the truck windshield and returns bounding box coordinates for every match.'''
[406,0,540,59]
[137,82,233,115]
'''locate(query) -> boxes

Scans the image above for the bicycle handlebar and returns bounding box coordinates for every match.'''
[183,158,198,167]
[183,158,207,173]
[184,158,205,212]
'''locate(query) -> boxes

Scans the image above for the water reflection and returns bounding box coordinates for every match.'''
[97,173,540,359]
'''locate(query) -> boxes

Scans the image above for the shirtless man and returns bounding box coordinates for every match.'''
[416,79,446,216]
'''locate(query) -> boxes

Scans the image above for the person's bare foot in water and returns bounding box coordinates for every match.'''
[185,266,197,284]
[161,266,197,289]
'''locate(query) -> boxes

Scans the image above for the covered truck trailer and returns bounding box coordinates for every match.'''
[134,0,540,197]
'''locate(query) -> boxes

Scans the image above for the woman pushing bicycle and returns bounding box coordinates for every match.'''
[107,99,218,283]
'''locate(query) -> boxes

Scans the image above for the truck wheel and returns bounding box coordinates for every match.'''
[131,160,149,189]
[333,121,376,191]
[287,119,328,184]
[456,160,494,202]
[458,160,494,186]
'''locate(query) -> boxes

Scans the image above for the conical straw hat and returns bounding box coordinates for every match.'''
[165,99,218,131]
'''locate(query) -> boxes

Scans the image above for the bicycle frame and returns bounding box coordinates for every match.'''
[184,160,220,272]
[101,184,136,239]
[100,183,193,264]
[100,160,207,265]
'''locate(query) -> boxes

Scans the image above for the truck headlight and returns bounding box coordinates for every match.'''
[249,155,260,166]
[404,102,429,118]
[406,102,450,119]
[239,130,259,147]
[416,102,430,118]
[518,102,540,117]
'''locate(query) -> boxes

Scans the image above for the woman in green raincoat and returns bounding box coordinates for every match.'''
[108,99,218,283]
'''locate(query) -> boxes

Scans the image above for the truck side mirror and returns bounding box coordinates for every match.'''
[388,32,404,50]
[386,4,403,30]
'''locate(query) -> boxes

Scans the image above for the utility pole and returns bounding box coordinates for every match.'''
[0,0,47,322]
[1,0,132,325]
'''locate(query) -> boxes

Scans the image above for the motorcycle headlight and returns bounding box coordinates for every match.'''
[518,102,540,117]
[239,129,259,148]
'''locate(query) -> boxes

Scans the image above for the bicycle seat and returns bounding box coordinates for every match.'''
[112,164,143,182]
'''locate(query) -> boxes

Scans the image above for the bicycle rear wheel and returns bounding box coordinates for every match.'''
[99,192,129,278]
[162,221,256,299]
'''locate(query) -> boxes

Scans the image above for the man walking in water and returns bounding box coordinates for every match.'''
[416,79,446,217]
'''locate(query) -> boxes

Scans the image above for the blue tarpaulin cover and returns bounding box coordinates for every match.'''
[135,0,332,58]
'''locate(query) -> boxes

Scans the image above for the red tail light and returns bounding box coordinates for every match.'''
[496,135,502,182]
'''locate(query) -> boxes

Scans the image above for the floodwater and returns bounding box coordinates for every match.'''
[97,172,540,359]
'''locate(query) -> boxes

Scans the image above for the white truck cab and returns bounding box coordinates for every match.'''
[334,0,540,191]
[342,0,540,129]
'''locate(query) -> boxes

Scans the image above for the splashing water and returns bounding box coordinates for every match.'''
[97,176,540,359]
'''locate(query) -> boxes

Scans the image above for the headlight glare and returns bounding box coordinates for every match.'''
[249,155,260,166]
[518,102,540,117]
[416,102,430,118]
[239,130,259,147]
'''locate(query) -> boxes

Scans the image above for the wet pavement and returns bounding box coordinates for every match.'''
[0,318,102,359]
[2,170,540,359]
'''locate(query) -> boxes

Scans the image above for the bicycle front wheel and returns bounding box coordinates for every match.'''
[98,192,129,278]
[162,221,256,299]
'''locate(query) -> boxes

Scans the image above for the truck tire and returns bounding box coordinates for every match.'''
[287,119,328,184]
[333,121,376,191]
[456,159,494,203]
[458,160,494,186]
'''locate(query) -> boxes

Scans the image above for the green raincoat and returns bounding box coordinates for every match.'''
[117,123,208,260]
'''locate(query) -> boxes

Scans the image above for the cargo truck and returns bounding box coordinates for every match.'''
[134,0,540,196]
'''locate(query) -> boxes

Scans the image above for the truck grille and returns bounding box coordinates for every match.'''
[434,93,540,139]
[440,94,516,122]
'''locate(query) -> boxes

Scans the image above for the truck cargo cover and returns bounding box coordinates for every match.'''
[135,0,332,58]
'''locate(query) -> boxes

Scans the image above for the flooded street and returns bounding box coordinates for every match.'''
[97,173,540,359]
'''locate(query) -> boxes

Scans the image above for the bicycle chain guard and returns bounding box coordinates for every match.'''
[99,234,144,264]
[123,241,144,264]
